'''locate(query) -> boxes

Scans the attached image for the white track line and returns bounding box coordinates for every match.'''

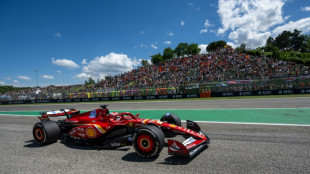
[1,114,309,127]
[182,120,310,127]
[117,108,310,110]
[0,108,310,111]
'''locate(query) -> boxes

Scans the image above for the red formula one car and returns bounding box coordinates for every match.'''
[33,105,210,158]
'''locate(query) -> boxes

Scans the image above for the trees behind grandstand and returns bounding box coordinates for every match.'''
[265,29,309,52]
[151,53,163,65]
[173,43,201,58]
[85,77,96,86]
[149,43,201,65]
[143,28,310,66]
[206,40,227,52]
[263,29,310,65]
[141,60,150,66]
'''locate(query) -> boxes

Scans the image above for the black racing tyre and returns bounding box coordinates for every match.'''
[133,125,165,158]
[160,113,181,137]
[160,113,181,127]
[33,121,61,145]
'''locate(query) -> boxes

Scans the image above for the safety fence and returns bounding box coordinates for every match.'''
[1,88,310,105]
[1,76,310,104]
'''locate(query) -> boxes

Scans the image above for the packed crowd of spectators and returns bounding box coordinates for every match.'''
[0,85,86,100]
[1,47,310,100]
[100,47,309,89]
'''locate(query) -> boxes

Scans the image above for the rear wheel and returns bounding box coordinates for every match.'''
[33,121,61,145]
[133,125,165,158]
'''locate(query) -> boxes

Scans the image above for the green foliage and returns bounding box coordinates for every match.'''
[85,77,95,86]
[274,30,292,51]
[148,30,309,67]
[173,43,201,58]
[267,29,308,52]
[261,29,310,65]
[246,48,263,56]
[301,34,310,52]
[187,43,201,55]
[217,40,227,48]
[235,43,246,53]
[174,43,188,57]
[264,36,275,52]
[272,51,310,65]
[141,59,150,66]
[149,42,202,63]
[271,46,280,59]
[273,51,281,60]
[163,47,174,61]
[206,40,227,52]
[291,29,305,51]
[151,53,163,65]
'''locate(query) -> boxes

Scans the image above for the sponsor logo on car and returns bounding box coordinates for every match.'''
[111,143,121,147]
[86,127,96,138]
[169,142,183,152]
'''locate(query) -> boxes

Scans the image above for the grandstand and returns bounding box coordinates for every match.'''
[1,47,309,101]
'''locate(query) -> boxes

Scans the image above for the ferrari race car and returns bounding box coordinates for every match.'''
[33,105,210,158]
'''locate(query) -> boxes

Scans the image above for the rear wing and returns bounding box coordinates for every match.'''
[38,108,80,121]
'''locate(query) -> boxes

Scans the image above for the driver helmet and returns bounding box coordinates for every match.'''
[110,112,118,116]
[110,112,120,121]
[165,112,172,117]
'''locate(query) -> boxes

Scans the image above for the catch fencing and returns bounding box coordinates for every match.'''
[1,76,310,105]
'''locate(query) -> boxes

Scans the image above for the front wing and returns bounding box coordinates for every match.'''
[168,132,209,158]
[165,120,210,158]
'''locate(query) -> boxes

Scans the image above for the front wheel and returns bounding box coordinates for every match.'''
[133,125,165,158]
[160,113,181,126]
[160,113,181,137]
[33,121,61,145]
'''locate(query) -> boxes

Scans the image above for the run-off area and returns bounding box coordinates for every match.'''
[1,108,310,125]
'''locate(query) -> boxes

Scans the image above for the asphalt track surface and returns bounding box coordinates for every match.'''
[1,97,310,174]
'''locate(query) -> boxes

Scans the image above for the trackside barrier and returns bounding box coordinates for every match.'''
[200,90,211,98]
[1,88,309,105]
[0,94,199,105]
[210,88,310,97]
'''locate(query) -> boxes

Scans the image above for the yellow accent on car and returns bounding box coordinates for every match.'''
[142,119,150,125]
[169,124,177,127]
[86,127,96,138]
[94,124,106,134]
